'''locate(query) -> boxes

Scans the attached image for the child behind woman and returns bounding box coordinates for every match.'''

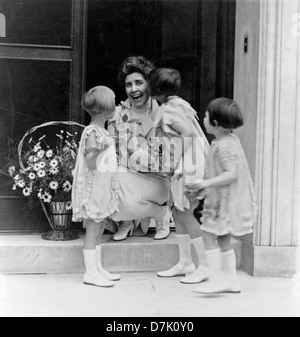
[187,98,257,294]
[72,86,170,288]
[149,68,210,284]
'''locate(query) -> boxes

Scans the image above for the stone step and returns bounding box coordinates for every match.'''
[0,234,242,274]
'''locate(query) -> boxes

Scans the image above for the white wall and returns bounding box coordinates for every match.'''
[234,0,260,179]
[234,0,300,248]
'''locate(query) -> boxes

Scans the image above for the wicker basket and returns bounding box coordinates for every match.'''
[18,121,85,241]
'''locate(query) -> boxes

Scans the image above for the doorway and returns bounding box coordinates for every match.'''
[86,0,236,135]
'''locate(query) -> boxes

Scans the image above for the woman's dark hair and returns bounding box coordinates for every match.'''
[118,56,155,84]
[149,68,181,97]
[207,98,244,130]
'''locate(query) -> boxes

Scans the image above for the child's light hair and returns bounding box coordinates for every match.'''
[81,86,116,116]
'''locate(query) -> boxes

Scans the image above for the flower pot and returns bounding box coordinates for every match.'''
[41,201,78,241]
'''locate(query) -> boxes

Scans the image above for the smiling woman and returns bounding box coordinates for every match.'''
[108,55,171,241]
[125,73,150,111]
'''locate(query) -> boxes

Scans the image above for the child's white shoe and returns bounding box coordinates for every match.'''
[157,263,196,278]
[83,273,115,288]
[83,249,116,288]
[181,266,209,284]
[100,270,121,282]
[193,279,241,294]
[193,249,241,294]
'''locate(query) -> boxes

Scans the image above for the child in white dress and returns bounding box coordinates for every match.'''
[72,86,170,288]
[186,98,257,294]
[149,68,211,284]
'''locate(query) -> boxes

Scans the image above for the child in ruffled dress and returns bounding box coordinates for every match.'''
[149,68,211,284]
[186,98,257,294]
[72,86,170,288]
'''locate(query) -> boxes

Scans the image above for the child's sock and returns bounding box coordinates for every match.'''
[221,250,241,292]
[181,237,209,284]
[83,249,115,288]
[96,245,121,281]
[157,234,195,277]
[193,248,241,294]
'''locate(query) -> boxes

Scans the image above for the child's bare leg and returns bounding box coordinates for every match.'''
[83,220,115,288]
[218,234,232,252]
[84,220,105,250]
[202,230,219,250]
[174,200,201,238]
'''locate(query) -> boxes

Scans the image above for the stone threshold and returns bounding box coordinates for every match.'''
[0,234,242,275]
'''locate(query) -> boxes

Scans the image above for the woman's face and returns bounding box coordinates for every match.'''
[125,72,150,109]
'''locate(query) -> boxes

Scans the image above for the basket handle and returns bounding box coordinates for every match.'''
[18,121,85,171]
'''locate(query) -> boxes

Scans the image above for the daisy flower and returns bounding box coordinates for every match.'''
[34,144,41,153]
[33,163,40,172]
[50,159,58,168]
[43,193,52,203]
[49,167,59,175]
[28,172,36,180]
[17,180,26,188]
[12,184,17,191]
[49,181,59,190]
[63,181,72,192]
[14,174,20,181]
[8,166,16,176]
[37,150,45,159]
[46,150,53,158]
[38,162,46,169]
[37,170,46,178]
[23,187,32,197]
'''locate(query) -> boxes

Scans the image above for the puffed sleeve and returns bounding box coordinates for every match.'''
[217,140,238,168]
[156,108,186,137]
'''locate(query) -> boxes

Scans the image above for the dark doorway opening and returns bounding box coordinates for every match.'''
[86,0,236,137]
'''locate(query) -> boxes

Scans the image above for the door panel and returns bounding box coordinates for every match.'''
[0,0,86,232]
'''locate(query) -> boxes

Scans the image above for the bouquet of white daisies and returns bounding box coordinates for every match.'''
[8,124,82,209]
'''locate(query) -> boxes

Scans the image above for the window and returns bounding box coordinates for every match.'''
[0,0,73,47]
